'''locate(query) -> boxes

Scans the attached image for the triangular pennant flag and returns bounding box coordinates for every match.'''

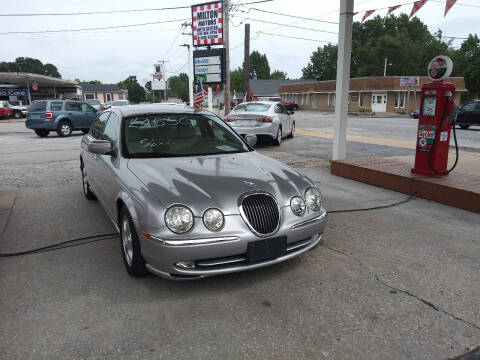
[409,0,427,19]
[444,0,457,16]
[352,12,358,16]
[362,10,375,22]
[387,5,401,16]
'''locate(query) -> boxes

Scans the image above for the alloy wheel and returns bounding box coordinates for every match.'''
[122,215,133,266]
[61,124,71,136]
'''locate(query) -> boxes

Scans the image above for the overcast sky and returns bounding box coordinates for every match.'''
[0,0,478,85]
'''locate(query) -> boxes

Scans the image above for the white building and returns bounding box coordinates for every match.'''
[80,84,128,104]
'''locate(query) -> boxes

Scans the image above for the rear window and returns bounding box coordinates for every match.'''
[50,101,63,111]
[28,101,47,112]
[234,103,271,112]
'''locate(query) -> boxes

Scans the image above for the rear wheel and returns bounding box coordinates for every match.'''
[120,207,147,277]
[459,124,470,129]
[81,129,89,134]
[13,111,22,119]
[34,129,49,137]
[273,126,282,146]
[57,121,72,137]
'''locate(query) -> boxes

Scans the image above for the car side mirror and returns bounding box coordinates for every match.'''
[245,134,257,147]
[87,139,112,155]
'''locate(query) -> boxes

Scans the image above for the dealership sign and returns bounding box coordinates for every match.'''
[192,1,223,46]
[0,89,27,96]
[400,77,420,87]
[193,48,225,83]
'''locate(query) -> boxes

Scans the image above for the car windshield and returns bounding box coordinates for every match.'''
[124,113,250,158]
[234,103,271,112]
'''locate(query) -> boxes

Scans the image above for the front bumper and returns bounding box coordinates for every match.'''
[138,209,327,280]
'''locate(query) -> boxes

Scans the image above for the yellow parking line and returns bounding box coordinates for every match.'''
[296,129,416,150]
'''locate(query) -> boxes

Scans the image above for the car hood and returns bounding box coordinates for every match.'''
[127,151,314,216]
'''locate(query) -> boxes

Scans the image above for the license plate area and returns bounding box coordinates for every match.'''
[246,236,287,264]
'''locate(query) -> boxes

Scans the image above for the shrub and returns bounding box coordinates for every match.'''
[358,106,372,113]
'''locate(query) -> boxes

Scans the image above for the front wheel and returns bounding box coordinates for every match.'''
[273,126,282,146]
[13,111,22,119]
[34,129,49,137]
[81,129,89,134]
[459,124,470,129]
[120,207,147,277]
[57,121,72,137]
[81,165,97,200]
[288,122,295,138]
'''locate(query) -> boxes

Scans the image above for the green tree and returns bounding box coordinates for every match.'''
[451,34,480,100]
[0,57,62,78]
[167,73,189,102]
[302,44,337,80]
[230,67,244,93]
[117,75,145,103]
[270,70,288,80]
[249,50,270,79]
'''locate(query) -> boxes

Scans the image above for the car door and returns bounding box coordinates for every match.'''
[64,101,84,128]
[84,111,111,199]
[459,102,476,124]
[80,102,98,129]
[473,102,480,125]
[94,112,120,219]
[274,103,288,131]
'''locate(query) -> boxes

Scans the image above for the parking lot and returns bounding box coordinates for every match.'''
[1,112,479,359]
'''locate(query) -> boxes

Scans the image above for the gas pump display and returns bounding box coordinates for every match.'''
[422,97,437,117]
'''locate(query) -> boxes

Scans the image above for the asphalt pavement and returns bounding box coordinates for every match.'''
[1,117,479,359]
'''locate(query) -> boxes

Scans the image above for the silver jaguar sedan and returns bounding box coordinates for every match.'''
[80,105,326,280]
[225,101,295,145]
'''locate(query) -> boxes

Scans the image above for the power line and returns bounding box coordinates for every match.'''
[237,17,338,34]
[247,8,339,24]
[257,31,336,44]
[0,18,189,35]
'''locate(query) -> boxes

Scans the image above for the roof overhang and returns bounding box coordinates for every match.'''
[0,72,79,88]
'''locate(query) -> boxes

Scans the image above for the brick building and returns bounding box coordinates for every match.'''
[278,76,467,113]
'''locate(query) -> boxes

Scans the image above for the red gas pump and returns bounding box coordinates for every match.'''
[411,56,459,176]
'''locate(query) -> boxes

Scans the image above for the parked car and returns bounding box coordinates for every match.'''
[86,99,104,111]
[0,101,13,118]
[281,100,298,111]
[80,105,326,279]
[410,109,419,119]
[456,100,480,129]
[110,100,129,107]
[25,100,98,137]
[225,101,295,145]
[8,100,27,118]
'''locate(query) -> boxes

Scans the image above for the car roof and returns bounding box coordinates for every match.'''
[115,104,214,117]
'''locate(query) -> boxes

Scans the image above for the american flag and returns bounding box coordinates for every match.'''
[194,80,204,109]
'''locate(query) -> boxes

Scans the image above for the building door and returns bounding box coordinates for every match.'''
[371,93,387,112]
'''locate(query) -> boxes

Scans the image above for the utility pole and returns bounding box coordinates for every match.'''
[244,23,250,101]
[181,44,194,107]
[223,0,231,114]
[383,57,392,77]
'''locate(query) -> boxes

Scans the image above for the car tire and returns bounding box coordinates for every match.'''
[57,121,72,137]
[119,207,148,277]
[81,129,89,134]
[34,129,49,137]
[288,122,295,138]
[293,105,298,111]
[81,164,97,200]
[273,126,282,146]
[459,124,470,129]
[13,111,22,119]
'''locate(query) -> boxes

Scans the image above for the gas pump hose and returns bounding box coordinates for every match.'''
[428,98,459,175]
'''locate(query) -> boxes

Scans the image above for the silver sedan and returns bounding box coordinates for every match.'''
[225,101,295,145]
[80,105,326,280]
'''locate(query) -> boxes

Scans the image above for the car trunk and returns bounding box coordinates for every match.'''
[228,113,265,127]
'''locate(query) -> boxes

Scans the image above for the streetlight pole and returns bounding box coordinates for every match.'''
[181,44,194,107]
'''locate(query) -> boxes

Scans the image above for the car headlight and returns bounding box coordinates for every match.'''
[305,187,322,211]
[290,196,306,216]
[203,208,224,231]
[165,205,194,234]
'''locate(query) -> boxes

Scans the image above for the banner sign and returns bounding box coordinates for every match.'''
[193,48,225,83]
[192,1,223,47]
[0,89,27,96]
[153,63,164,80]
[400,77,420,87]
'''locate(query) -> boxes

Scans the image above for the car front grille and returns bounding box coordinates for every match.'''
[240,193,279,235]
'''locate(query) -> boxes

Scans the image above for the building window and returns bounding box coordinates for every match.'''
[312,94,317,109]
[328,93,336,106]
[85,93,95,100]
[395,91,406,108]
[106,93,112,102]
[300,94,304,105]
[305,93,310,105]
[358,93,363,107]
